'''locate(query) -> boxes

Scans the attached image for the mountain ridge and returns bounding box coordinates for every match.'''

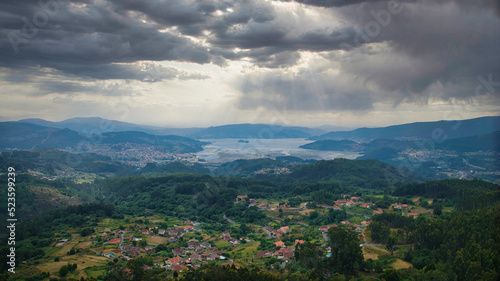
[311,116,500,140]
[0,122,205,153]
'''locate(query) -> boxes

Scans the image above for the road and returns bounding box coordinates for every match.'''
[223,215,236,225]
[119,233,124,251]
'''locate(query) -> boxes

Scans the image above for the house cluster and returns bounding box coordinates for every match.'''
[221,232,237,245]
[335,196,373,208]
[155,221,202,243]
[100,221,203,260]
[394,204,409,209]
[273,226,290,237]
[394,204,418,218]
[160,239,227,271]
[253,167,291,175]
[122,245,142,258]
[254,238,304,261]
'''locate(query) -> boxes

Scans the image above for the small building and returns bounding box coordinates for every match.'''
[254,251,272,258]
[167,256,181,266]
[172,264,188,272]
[279,226,290,234]
[408,212,418,219]
[294,239,305,245]
[274,241,285,248]
[319,225,330,232]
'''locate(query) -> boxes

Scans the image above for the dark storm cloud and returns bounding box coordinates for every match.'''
[276,0,387,8]
[335,0,500,103]
[277,0,500,11]
[234,0,500,111]
[0,0,364,78]
[0,0,217,82]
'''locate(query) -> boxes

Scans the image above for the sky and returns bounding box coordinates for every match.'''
[0,0,499,128]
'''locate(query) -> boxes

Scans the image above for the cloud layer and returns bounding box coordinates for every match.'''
[0,0,499,125]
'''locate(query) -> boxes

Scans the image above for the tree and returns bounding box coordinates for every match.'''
[386,236,397,255]
[295,241,324,270]
[59,265,69,277]
[368,221,390,243]
[327,227,364,276]
[433,204,443,216]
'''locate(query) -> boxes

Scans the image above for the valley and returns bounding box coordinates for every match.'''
[0,116,499,280]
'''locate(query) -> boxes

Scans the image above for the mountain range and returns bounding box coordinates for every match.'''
[2,116,499,153]
[300,131,500,154]
[0,122,205,153]
[310,116,500,141]
[12,116,500,141]
[15,118,325,139]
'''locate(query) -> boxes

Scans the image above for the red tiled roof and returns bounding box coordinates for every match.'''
[108,238,121,244]
[169,256,181,264]
[254,251,271,258]
[274,241,285,247]
[172,264,188,272]
[283,251,294,259]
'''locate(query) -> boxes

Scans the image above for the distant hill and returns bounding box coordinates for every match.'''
[436,131,500,152]
[283,158,423,189]
[212,157,316,177]
[213,158,287,177]
[16,117,325,138]
[215,158,422,188]
[0,122,86,150]
[99,131,207,153]
[17,117,161,134]
[0,122,206,153]
[0,149,133,175]
[140,162,210,175]
[304,131,500,155]
[302,138,417,153]
[189,124,324,139]
[299,139,364,151]
[394,178,499,199]
[17,117,203,136]
[312,116,500,140]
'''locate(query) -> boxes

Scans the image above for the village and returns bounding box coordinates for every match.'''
[68,194,427,275]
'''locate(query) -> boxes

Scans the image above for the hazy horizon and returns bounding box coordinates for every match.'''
[1,114,498,131]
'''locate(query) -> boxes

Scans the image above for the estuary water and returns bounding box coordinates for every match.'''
[194,138,360,164]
